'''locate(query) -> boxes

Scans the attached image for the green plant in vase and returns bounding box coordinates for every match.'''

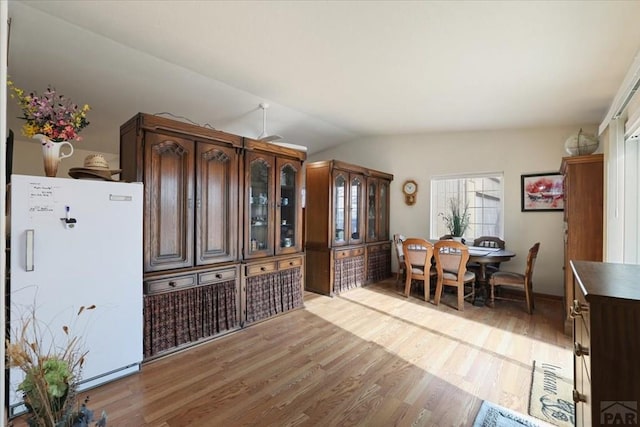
[6,305,107,427]
[440,197,470,238]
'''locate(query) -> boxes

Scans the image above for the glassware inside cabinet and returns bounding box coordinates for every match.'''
[380,181,388,239]
[350,176,362,240]
[368,180,377,240]
[279,164,297,248]
[334,174,346,243]
[250,159,270,252]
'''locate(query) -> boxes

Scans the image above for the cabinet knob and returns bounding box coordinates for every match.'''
[572,389,587,403]
[260,267,266,271]
[215,273,222,279]
[289,262,294,266]
[574,342,590,357]
[168,281,176,287]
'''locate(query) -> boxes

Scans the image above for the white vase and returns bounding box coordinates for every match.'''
[452,236,463,242]
[34,134,74,177]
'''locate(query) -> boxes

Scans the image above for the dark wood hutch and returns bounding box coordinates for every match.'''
[305,160,393,295]
[120,113,305,359]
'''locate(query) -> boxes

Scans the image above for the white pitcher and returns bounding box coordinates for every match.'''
[34,134,74,177]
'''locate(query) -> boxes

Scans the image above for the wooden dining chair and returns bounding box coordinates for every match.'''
[439,234,466,244]
[393,233,406,284]
[468,236,506,276]
[402,238,436,301]
[434,240,476,311]
[488,242,540,314]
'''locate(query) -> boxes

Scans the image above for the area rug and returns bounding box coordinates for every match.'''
[473,401,553,427]
[528,361,575,427]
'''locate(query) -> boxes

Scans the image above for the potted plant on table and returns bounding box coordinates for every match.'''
[6,305,107,427]
[440,197,470,241]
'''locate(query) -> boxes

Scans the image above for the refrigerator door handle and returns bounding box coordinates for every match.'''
[25,229,35,272]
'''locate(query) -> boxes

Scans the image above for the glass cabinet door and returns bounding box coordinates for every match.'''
[379,180,389,240]
[248,154,274,257]
[367,179,378,242]
[350,174,364,244]
[333,171,348,246]
[276,160,300,253]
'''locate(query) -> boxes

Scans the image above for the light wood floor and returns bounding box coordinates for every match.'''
[11,279,572,426]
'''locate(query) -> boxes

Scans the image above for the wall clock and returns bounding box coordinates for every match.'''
[402,179,418,205]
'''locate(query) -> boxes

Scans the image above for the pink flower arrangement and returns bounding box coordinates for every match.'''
[8,80,90,142]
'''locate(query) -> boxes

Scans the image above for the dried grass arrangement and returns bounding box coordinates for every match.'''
[6,304,107,427]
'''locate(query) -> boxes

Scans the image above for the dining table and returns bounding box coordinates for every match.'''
[466,246,516,305]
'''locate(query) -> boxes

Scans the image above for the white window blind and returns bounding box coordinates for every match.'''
[430,173,504,241]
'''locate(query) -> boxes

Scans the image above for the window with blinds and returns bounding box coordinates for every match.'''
[430,173,504,241]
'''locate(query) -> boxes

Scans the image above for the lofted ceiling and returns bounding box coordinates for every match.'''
[6,1,640,155]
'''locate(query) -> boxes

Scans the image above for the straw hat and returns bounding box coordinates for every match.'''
[68,154,121,181]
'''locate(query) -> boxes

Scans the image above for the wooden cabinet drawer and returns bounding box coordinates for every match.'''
[368,243,391,253]
[368,244,381,253]
[246,261,278,276]
[278,257,302,270]
[199,267,237,285]
[145,273,196,294]
[335,247,365,259]
[335,250,350,260]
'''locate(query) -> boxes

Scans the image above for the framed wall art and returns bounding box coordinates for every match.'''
[521,173,564,212]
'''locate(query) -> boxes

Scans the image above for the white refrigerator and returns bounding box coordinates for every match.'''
[8,174,144,415]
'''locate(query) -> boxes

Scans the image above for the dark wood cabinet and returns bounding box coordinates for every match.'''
[571,261,640,427]
[366,241,392,284]
[142,264,241,359]
[121,113,243,359]
[143,132,195,271]
[242,139,306,323]
[196,143,240,265]
[366,175,390,243]
[121,115,306,359]
[242,254,305,325]
[120,113,242,273]
[560,154,603,334]
[243,139,305,259]
[305,160,393,295]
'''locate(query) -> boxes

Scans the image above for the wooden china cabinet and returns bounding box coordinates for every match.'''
[241,138,306,325]
[305,160,393,295]
[365,171,392,283]
[560,154,603,335]
[120,114,306,359]
[120,113,243,359]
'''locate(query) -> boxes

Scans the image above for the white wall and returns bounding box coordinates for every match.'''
[10,137,120,179]
[309,125,600,297]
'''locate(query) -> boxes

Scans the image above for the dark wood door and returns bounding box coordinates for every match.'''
[144,132,195,272]
[366,177,379,242]
[331,170,349,247]
[196,142,239,265]
[275,157,303,255]
[245,152,275,259]
[349,173,366,245]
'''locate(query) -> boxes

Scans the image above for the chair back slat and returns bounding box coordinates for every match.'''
[473,236,506,249]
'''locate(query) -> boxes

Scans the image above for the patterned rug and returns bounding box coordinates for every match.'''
[473,401,553,427]
[528,361,575,427]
